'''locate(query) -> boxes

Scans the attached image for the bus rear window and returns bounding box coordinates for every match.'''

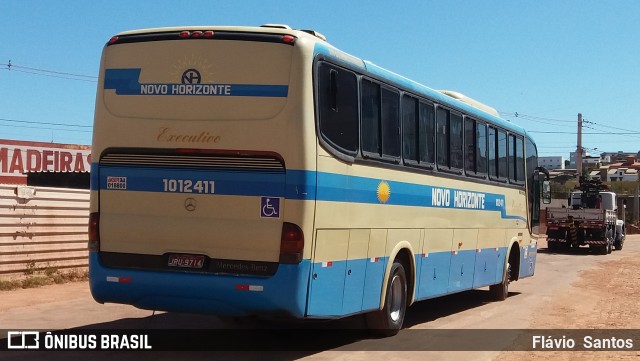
[102,40,292,120]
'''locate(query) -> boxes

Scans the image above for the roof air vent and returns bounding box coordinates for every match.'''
[260,24,293,30]
[300,29,327,41]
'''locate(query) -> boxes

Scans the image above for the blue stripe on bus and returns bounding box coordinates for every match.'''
[103,68,288,97]
[307,246,513,316]
[98,165,286,197]
[89,252,311,317]
[91,245,531,319]
[307,256,388,317]
[416,251,451,299]
[93,165,526,221]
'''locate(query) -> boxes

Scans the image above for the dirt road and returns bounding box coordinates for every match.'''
[1,236,639,360]
[495,236,640,361]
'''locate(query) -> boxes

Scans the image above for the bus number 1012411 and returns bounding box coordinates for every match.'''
[162,179,215,194]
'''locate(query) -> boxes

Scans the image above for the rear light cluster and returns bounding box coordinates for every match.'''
[107,32,296,45]
[280,222,304,264]
[88,212,100,252]
[179,30,215,39]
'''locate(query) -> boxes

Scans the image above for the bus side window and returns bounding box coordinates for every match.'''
[450,112,463,169]
[436,107,449,168]
[419,101,435,165]
[381,87,400,160]
[464,117,476,174]
[476,121,488,175]
[516,135,525,182]
[361,79,381,157]
[497,129,508,179]
[402,95,418,163]
[488,126,497,178]
[318,63,359,155]
[508,134,517,182]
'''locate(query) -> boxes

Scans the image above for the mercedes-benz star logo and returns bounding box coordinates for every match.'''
[184,198,197,212]
[181,68,202,84]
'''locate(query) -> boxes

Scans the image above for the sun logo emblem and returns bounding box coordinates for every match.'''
[377,181,391,204]
[170,56,215,83]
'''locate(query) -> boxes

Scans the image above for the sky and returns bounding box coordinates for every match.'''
[1,0,639,158]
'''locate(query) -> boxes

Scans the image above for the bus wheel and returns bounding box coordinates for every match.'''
[366,261,407,337]
[489,262,511,301]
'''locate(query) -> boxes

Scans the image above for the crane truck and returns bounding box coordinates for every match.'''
[545,177,625,255]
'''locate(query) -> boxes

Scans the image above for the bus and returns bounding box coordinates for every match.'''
[89,24,547,335]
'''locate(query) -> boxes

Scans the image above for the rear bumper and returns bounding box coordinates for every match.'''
[89,252,311,318]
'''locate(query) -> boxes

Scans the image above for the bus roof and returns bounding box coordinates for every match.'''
[359,58,526,136]
[114,24,329,42]
[111,24,528,137]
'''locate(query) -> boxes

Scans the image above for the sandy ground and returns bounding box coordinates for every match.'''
[2,237,639,360]
[496,237,640,360]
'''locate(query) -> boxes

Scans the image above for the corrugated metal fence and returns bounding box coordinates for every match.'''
[0,185,89,279]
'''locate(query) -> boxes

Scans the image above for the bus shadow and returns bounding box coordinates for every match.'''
[403,288,520,327]
[3,290,519,361]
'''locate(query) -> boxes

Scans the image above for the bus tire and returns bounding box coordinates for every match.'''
[489,262,511,301]
[366,261,407,337]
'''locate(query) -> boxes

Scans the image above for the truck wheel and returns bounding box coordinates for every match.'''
[595,244,608,255]
[614,233,624,251]
[606,229,613,254]
[548,241,557,252]
[366,261,407,337]
[489,262,511,301]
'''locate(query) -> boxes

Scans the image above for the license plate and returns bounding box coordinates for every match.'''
[167,254,205,269]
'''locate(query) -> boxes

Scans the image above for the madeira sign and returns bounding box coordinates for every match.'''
[0,139,91,185]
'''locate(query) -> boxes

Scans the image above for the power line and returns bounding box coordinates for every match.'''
[2,61,97,82]
[499,111,575,123]
[584,119,638,134]
[0,122,92,133]
[0,117,92,129]
[503,116,575,128]
[4,62,97,79]
[529,130,640,135]
[2,68,98,83]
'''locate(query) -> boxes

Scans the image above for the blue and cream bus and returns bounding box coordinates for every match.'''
[89,24,547,335]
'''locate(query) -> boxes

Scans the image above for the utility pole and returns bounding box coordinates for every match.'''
[576,113,583,186]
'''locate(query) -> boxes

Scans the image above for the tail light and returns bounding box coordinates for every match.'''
[280,222,304,264]
[282,35,296,44]
[88,212,100,252]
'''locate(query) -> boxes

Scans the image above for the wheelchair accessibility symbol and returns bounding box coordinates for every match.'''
[260,197,281,218]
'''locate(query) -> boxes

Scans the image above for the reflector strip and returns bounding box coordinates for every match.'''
[452,250,458,255]
[369,257,379,263]
[235,284,264,292]
[106,276,132,283]
[322,261,333,267]
[422,253,428,258]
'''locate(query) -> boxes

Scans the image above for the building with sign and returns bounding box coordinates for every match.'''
[0,139,91,185]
